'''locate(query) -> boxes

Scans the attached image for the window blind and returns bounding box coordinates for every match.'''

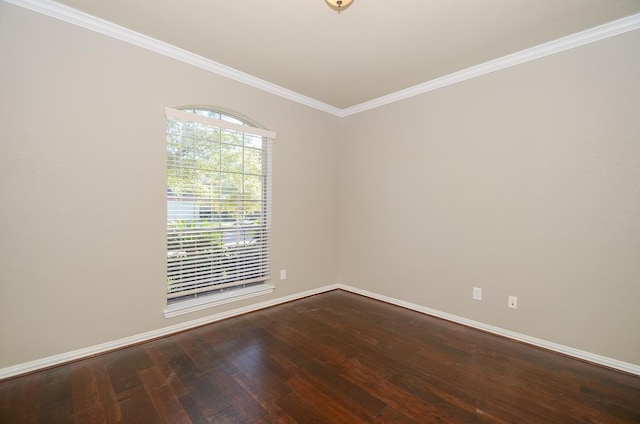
[165,107,274,302]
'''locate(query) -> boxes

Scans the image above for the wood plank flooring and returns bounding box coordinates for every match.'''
[1,290,639,423]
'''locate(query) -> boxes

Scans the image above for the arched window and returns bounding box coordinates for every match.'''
[164,107,275,315]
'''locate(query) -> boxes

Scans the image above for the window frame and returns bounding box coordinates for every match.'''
[163,107,275,318]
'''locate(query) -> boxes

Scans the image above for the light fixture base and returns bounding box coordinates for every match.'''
[325,0,354,13]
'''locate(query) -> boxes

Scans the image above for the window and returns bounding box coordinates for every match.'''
[164,107,275,316]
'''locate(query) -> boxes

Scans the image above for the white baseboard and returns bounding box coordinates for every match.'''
[0,284,339,380]
[2,282,638,379]
[335,284,640,376]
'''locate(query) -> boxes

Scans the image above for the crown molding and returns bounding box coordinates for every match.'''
[4,0,640,118]
[341,12,640,117]
[3,0,344,117]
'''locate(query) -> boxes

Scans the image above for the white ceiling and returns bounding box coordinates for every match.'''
[45,0,640,109]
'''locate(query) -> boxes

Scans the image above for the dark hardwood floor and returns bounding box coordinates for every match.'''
[1,290,639,423]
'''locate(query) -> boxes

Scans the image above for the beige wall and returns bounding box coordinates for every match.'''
[0,3,338,368]
[2,2,639,370]
[337,30,640,364]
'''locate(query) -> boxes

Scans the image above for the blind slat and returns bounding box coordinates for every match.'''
[167,276,270,299]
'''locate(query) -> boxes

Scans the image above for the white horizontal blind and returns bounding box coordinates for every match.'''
[165,107,274,302]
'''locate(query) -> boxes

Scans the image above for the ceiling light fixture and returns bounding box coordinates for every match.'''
[325,0,354,13]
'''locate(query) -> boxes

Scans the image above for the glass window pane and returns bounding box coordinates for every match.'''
[244,148,263,175]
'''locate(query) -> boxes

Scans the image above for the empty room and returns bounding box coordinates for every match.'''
[1,0,639,422]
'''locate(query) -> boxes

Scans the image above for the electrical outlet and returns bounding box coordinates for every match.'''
[473,287,482,301]
[280,269,287,280]
[508,295,518,309]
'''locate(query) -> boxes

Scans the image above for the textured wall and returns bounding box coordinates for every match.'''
[0,3,338,368]
[336,30,640,365]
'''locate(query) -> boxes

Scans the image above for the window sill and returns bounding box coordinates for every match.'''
[163,284,275,318]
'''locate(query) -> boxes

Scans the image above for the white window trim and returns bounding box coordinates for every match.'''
[165,107,276,139]
[165,106,275,315]
[164,283,275,318]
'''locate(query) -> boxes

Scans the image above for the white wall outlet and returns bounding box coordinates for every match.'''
[473,287,482,301]
[508,295,518,309]
[280,269,287,280]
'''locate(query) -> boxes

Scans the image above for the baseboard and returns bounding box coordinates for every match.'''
[2,282,638,379]
[0,284,340,380]
[336,284,640,377]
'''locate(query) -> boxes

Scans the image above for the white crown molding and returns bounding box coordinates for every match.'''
[4,0,640,118]
[335,284,640,377]
[2,0,344,117]
[341,12,640,117]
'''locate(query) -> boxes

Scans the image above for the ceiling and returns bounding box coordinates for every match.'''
[50,0,640,109]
